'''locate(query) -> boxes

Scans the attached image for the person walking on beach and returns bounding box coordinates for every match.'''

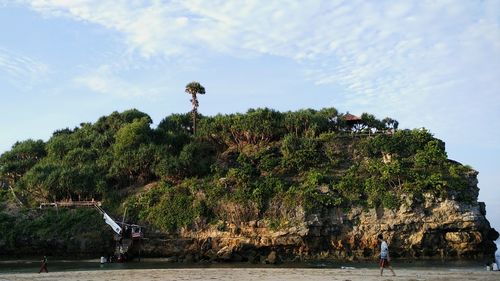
[38,255,48,273]
[378,234,395,277]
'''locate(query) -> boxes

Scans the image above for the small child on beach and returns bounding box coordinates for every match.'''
[378,234,396,277]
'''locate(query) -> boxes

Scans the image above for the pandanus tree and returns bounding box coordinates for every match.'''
[185,81,206,135]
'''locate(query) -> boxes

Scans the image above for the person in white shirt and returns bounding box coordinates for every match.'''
[378,234,396,277]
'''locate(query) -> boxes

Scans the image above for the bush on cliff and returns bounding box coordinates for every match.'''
[0,206,113,255]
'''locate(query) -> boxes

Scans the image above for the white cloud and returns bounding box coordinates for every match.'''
[21,0,500,127]
[73,64,164,98]
[0,47,50,88]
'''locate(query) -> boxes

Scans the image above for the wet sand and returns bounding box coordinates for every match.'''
[0,268,498,281]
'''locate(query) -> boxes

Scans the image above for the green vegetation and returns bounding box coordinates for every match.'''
[0,107,475,234]
[0,207,113,255]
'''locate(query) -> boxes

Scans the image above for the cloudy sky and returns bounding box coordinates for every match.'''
[0,1,499,231]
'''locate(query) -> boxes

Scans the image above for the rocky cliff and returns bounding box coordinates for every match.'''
[135,171,498,263]
[1,109,498,262]
[1,172,497,262]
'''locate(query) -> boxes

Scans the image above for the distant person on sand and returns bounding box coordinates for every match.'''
[378,234,396,277]
[38,255,48,273]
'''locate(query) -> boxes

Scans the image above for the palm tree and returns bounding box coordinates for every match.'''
[185,81,205,134]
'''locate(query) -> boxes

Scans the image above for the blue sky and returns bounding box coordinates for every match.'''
[0,1,499,231]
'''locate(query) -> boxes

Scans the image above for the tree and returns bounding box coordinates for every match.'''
[0,139,46,183]
[360,113,384,134]
[113,117,152,154]
[185,81,206,135]
[111,117,156,184]
[0,139,46,205]
[382,117,399,132]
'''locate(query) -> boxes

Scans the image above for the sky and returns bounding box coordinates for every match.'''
[0,1,499,234]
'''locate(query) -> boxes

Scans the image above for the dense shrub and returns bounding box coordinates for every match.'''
[281,135,323,171]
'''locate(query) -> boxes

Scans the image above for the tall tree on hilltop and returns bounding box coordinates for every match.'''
[185,81,205,135]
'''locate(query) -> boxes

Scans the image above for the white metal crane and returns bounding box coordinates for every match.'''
[94,204,122,235]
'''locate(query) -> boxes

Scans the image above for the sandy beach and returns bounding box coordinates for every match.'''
[0,268,498,281]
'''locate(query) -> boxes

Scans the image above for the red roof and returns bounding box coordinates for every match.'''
[344,113,361,121]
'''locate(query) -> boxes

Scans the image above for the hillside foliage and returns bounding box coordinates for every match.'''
[0,108,474,232]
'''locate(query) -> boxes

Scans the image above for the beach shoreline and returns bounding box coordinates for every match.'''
[1,268,499,281]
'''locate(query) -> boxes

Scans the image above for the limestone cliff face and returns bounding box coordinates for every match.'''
[7,172,494,261]
[137,172,498,263]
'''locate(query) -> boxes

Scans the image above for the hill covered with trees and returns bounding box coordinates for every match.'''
[0,108,496,260]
